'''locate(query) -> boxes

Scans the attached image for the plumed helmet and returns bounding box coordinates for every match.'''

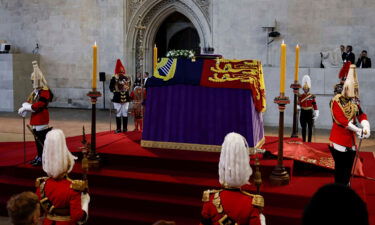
[338,61,351,81]
[30,61,48,89]
[302,75,311,91]
[219,132,252,188]
[114,59,126,75]
[42,129,77,179]
[342,64,359,98]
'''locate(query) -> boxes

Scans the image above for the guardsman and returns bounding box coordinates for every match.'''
[18,61,53,166]
[329,64,370,185]
[35,129,90,225]
[109,59,131,133]
[298,75,319,142]
[200,132,265,225]
[130,86,146,131]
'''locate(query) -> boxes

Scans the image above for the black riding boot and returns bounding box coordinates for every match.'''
[32,127,52,166]
[123,116,128,132]
[307,121,313,142]
[116,117,122,133]
[301,126,307,142]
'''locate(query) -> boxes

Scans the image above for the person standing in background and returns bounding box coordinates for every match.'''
[356,50,371,68]
[130,86,146,131]
[298,75,319,142]
[344,45,355,64]
[110,59,132,133]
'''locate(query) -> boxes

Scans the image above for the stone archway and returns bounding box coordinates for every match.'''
[167,27,200,53]
[125,0,212,78]
[155,12,201,58]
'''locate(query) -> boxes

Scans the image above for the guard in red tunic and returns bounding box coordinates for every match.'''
[298,75,319,142]
[109,59,132,133]
[130,86,146,131]
[35,129,90,225]
[18,61,53,166]
[329,64,370,185]
[200,133,265,225]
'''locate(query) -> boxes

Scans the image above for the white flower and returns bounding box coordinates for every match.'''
[166,49,195,58]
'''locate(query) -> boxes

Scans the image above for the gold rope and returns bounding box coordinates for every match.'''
[141,137,265,153]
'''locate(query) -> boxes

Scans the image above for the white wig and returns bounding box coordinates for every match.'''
[219,132,252,188]
[42,129,77,179]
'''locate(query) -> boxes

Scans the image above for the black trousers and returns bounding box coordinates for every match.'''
[33,127,52,157]
[329,146,356,186]
[300,109,314,142]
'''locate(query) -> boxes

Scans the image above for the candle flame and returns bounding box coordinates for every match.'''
[282,40,285,45]
[296,44,299,48]
[94,41,97,46]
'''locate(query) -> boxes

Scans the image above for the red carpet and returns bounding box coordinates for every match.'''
[0,131,374,225]
[0,131,222,166]
[263,136,366,176]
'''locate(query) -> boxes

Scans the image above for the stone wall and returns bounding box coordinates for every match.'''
[1,0,374,127]
[0,54,37,112]
[0,0,124,109]
[213,0,375,68]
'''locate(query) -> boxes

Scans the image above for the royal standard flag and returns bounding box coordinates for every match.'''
[146,57,266,112]
[146,58,204,87]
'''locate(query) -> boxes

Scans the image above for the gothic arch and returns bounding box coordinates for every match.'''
[125,0,212,77]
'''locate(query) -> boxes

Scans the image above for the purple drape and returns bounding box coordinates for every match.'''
[142,84,264,147]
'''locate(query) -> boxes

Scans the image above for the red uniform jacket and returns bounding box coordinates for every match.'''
[329,94,367,147]
[27,89,52,125]
[36,177,85,225]
[130,89,146,102]
[130,89,146,119]
[298,93,318,110]
[200,189,263,225]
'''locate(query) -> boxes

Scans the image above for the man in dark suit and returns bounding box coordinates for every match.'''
[344,45,355,64]
[356,50,371,68]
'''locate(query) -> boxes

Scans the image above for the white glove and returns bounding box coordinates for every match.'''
[313,110,319,120]
[361,120,371,139]
[22,102,34,112]
[260,213,266,225]
[21,110,27,117]
[347,121,363,139]
[297,105,301,110]
[81,193,90,215]
[18,107,27,117]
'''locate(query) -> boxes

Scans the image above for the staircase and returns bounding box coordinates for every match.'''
[0,149,336,225]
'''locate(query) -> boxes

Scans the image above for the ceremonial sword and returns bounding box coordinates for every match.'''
[23,117,26,164]
[26,125,44,147]
[349,130,364,187]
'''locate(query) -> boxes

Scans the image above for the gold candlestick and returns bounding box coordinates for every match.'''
[270,95,290,186]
